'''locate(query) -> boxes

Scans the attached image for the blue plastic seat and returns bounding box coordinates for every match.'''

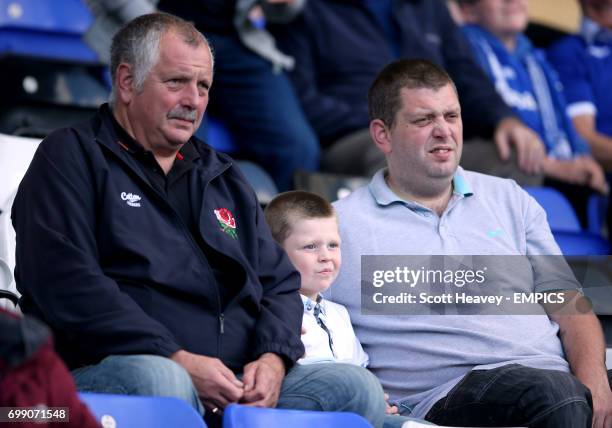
[524,187,581,232]
[199,116,239,154]
[223,404,373,428]
[553,231,610,256]
[236,160,278,206]
[0,0,98,62]
[80,393,206,428]
[587,194,609,235]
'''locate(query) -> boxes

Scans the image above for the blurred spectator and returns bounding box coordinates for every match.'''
[84,0,157,64]
[274,0,545,183]
[547,0,612,172]
[157,0,319,190]
[458,0,608,228]
[0,309,99,428]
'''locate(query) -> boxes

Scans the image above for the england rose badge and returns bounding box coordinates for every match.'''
[214,208,237,239]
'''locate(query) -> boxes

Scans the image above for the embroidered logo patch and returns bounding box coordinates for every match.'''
[121,192,141,207]
[487,228,503,238]
[214,208,237,239]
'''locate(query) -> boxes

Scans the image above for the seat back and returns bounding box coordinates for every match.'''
[236,160,278,206]
[0,0,97,62]
[0,133,41,309]
[587,194,609,236]
[293,170,369,202]
[524,186,581,232]
[80,393,207,428]
[223,404,373,428]
[552,231,610,256]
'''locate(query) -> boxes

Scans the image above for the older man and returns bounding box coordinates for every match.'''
[329,58,612,427]
[11,13,385,428]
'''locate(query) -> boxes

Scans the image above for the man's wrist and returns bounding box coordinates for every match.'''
[259,352,286,376]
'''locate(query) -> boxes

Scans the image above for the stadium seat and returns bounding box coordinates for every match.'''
[80,393,206,428]
[587,194,609,236]
[236,160,278,206]
[0,133,41,308]
[553,231,610,256]
[223,404,373,428]
[294,170,369,202]
[198,116,239,154]
[524,187,581,232]
[0,0,97,62]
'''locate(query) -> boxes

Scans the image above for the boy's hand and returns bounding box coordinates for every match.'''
[241,353,286,408]
[384,393,399,415]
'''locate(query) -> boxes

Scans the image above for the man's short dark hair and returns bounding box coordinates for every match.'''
[264,191,335,244]
[368,59,456,128]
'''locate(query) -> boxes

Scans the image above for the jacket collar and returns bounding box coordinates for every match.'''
[92,104,232,184]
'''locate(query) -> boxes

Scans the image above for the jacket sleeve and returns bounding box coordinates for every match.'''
[251,202,305,365]
[11,129,181,363]
[435,2,515,138]
[275,14,370,142]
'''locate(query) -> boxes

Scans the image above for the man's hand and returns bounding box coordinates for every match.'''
[590,379,612,428]
[171,350,244,412]
[577,156,609,195]
[494,117,545,175]
[241,353,286,408]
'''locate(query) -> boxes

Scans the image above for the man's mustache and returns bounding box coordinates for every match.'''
[167,107,197,122]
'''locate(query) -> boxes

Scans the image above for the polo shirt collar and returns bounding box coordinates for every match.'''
[368,166,473,208]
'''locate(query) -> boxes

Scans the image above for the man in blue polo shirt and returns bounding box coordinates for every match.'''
[547,0,612,173]
[330,58,612,427]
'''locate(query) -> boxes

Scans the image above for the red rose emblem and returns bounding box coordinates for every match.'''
[214,208,236,228]
[214,208,238,239]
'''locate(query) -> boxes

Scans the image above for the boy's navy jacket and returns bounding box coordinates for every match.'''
[11,105,304,371]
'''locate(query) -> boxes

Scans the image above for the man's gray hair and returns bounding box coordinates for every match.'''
[109,12,213,107]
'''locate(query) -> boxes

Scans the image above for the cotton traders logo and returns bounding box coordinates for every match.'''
[121,192,141,207]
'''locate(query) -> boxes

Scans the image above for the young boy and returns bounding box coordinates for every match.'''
[264,190,368,366]
[265,191,439,427]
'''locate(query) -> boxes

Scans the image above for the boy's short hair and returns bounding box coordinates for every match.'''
[264,191,335,244]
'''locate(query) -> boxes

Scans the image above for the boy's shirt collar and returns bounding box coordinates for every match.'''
[301,294,326,315]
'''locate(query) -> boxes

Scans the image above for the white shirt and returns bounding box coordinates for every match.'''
[299,294,368,367]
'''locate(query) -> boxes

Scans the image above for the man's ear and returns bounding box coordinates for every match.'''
[115,63,135,104]
[370,119,393,155]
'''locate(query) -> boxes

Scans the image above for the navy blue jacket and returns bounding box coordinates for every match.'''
[275,0,514,144]
[12,106,304,370]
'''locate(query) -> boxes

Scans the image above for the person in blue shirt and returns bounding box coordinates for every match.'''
[547,0,612,174]
[273,0,546,184]
[458,0,608,228]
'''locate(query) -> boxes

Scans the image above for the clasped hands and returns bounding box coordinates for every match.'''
[172,350,285,414]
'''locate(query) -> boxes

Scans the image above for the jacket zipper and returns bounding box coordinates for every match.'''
[100,142,231,359]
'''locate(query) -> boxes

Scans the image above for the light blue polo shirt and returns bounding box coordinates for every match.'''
[328,167,572,418]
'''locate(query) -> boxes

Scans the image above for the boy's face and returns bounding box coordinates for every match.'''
[462,0,529,39]
[282,216,341,301]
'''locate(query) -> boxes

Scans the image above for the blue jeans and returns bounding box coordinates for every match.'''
[425,364,596,427]
[73,356,387,428]
[204,34,319,191]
